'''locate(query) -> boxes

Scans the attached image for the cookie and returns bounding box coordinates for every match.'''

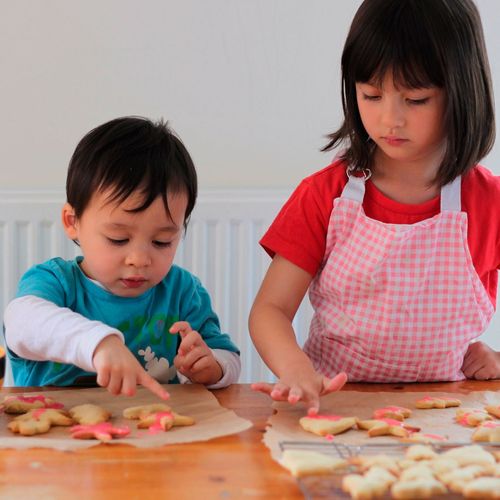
[8,408,73,435]
[372,406,411,421]
[70,423,130,441]
[69,404,111,425]
[485,404,500,419]
[299,415,358,436]
[351,455,400,475]
[136,410,195,431]
[404,444,438,461]
[456,408,493,427]
[471,421,500,443]
[357,418,420,438]
[2,394,64,414]
[440,445,496,467]
[280,449,347,477]
[391,476,447,499]
[415,396,461,409]
[439,464,489,493]
[342,471,393,499]
[462,477,500,499]
[402,432,448,444]
[122,403,171,420]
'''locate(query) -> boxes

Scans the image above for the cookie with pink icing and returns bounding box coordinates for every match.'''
[70,422,130,441]
[137,410,195,432]
[402,432,448,444]
[357,418,421,438]
[455,408,493,427]
[8,408,73,435]
[2,394,64,414]
[299,414,358,436]
[415,396,461,409]
[372,406,412,421]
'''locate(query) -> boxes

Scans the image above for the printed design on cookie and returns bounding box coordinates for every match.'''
[70,422,130,441]
[299,414,359,437]
[8,408,73,435]
[415,396,461,409]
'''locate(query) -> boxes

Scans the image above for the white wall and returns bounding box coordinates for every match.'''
[2,0,497,191]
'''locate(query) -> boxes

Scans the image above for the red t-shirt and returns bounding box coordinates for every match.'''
[261,160,500,305]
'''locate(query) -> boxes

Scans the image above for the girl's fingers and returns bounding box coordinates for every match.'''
[250,382,274,395]
[169,321,192,337]
[96,368,110,389]
[288,386,303,404]
[323,372,348,394]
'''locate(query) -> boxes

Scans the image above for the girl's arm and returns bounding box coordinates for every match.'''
[249,255,346,413]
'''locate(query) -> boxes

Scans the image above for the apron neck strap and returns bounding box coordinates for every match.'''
[341,167,462,212]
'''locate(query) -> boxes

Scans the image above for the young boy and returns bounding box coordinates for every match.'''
[4,116,240,398]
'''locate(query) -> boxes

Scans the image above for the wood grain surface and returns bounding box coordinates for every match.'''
[0,381,498,499]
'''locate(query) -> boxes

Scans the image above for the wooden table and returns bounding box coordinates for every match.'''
[0,381,498,499]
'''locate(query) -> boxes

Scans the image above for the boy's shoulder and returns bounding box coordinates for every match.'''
[163,264,201,288]
[22,257,80,281]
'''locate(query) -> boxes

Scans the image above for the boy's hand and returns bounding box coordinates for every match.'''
[169,321,223,385]
[462,341,500,380]
[92,335,170,400]
[251,368,347,415]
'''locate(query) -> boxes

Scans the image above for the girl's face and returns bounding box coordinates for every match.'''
[355,72,446,174]
[62,189,187,297]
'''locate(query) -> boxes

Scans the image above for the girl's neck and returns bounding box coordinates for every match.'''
[369,149,442,205]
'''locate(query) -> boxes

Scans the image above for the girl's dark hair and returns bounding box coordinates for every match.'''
[323,0,495,186]
[66,116,197,229]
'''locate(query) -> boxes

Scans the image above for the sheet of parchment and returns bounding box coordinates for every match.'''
[264,390,500,460]
[0,384,252,450]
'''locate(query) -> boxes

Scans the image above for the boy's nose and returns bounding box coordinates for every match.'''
[125,248,151,267]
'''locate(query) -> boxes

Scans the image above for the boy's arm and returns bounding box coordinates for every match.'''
[4,295,124,371]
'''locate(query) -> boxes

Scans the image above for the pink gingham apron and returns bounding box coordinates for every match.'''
[303,168,494,382]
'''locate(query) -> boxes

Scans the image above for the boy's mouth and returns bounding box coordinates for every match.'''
[121,277,147,288]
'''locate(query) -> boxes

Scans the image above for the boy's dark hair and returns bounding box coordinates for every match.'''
[323,0,495,186]
[66,116,197,228]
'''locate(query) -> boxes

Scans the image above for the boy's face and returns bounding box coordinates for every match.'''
[62,189,187,297]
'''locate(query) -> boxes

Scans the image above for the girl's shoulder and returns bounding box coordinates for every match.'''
[462,164,500,206]
[300,159,349,194]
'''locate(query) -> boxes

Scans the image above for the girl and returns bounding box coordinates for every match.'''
[249,0,499,413]
[4,117,241,397]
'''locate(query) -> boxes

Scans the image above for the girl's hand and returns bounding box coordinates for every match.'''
[462,341,500,380]
[251,370,347,414]
[92,335,170,400]
[169,321,223,385]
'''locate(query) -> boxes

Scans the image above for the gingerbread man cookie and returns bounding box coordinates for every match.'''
[2,394,64,414]
[357,418,420,438]
[372,406,411,421]
[8,408,73,435]
[415,396,461,409]
[299,415,358,437]
[70,423,130,441]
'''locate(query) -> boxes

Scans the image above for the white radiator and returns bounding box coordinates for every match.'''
[0,189,313,384]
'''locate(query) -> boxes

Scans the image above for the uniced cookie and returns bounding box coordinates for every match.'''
[484,404,500,419]
[280,449,347,477]
[357,418,420,438]
[122,403,171,420]
[471,421,500,443]
[299,415,358,436]
[69,404,111,425]
[372,406,411,421]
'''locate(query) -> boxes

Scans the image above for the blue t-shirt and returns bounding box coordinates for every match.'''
[9,257,239,387]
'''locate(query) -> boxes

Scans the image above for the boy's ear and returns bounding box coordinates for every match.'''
[61,203,79,240]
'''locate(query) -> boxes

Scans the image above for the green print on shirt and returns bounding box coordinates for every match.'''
[118,314,179,350]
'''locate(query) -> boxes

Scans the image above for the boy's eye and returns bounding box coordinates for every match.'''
[153,241,172,248]
[107,238,128,245]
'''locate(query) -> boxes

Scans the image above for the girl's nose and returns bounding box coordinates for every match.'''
[125,247,151,268]
[381,98,405,130]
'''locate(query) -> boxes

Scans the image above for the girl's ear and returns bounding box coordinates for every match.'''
[61,203,79,240]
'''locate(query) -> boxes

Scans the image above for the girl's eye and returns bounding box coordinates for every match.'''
[407,97,430,105]
[107,238,128,246]
[362,93,381,101]
[153,241,172,248]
